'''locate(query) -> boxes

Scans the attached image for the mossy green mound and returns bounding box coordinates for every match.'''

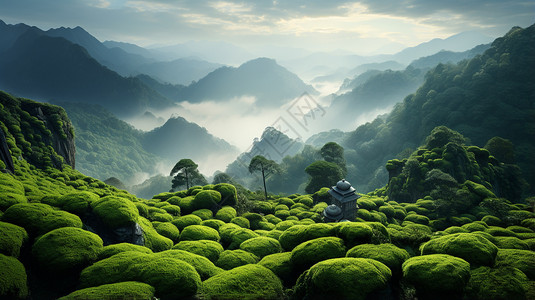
[404,213,430,225]
[493,236,530,249]
[258,252,294,286]
[52,191,99,215]
[292,257,391,300]
[98,243,153,260]
[290,237,346,270]
[180,224,220,242]
[495,249,535,280]
[32,227,103,273]
[152,222,180,243]
[138,217,173,252]
[201,264,284,299]
[230,216,250,229]
[465,266,529,300]
[334,222,374,247]
[215,205,237,223]
[239,236,282,258]
[173,240,224,263]
[216,249,258,270]
[0,254,28,299]
[58,281,155,300]
[192,208,213,220]
[201,219,226,230]
[80,251,201,299]
[279,223,335,251]
[0,174,27,211]
[156,249,223,280]
[190,190,221,212]
[388,223,432,249]
[420,233,498,266]
[227,227,259,250]
[92,196,139,228]
[171,214,202,231]
[2,203,82,236]
[346,243,410,276]
[213,183,238,206]
[402,254,471,297]
[0,221,28,257]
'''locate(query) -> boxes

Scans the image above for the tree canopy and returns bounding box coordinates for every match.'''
[170,159,207,190]
[248,155,281,200]
[304,160,344,194]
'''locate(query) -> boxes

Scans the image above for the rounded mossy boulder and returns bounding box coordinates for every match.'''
[192,190,221,211]
[201,219,226,230]
[493,236,530,250]
[227,227,259,250]
[495,249,535,280]
[156,249,223,280]
[258,252,294,286]
[152,222,180,243]
[239,236,282,258]
[215,205,237,223]
[292,257,391,300]
[173,240,224,263]
[213,183,238,206]
[55,191,99,215]
[334,222,374,247]
[91,196,139,228]
[279,223,335,251]
[191,208,213,220]
[138,217,173,252]
[230,216,250,229]
[201,264,284,299]
[32,227,103,273]
[465,266,529,300]
[0,174,27,211]
[80,251,201,299]
[0,221,28,258]
[420,233,498,266]
[2,203,82,237]
[290,237,346,271]
[0,254,28,299]
[180,224,220,242]
[98,243,153,260]
[346,243,410,276]
[216,249,259,270]
[402,254,471,297]
[58,281,155,300]
[171,214,202,231]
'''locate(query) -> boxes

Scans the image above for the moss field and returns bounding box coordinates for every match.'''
[1,94,535,299]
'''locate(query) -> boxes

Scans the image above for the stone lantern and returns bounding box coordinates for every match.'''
[322,204,343,222]
[328,179,359,221]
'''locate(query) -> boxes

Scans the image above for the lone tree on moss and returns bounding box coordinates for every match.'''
[248,155,281,200]
[170,159,206,191]
[320,142,347,176]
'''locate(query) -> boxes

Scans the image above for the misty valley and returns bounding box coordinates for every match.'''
[0,18,534,300]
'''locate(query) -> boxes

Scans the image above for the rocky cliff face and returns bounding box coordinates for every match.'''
[0,91,76,170]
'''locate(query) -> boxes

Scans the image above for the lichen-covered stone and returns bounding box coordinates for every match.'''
[230,216,250,229]
[58,281,155,300]
[346,243,410,276]
[171,214,202,231]
[240,236,282,258]
[91,196,139,228]
[334,222,373,247]
[420,233,498,266]
[180,225,220,242]
[173,240,224,263]
[152,222,180,243]
[138,217,173,252]
[258,252,294,286]
[279,224,334,251]
[215,205,237,223]
[191,208,213,220]
[292,257,391,300]
[216,249,259,270]
[213,183,238,206]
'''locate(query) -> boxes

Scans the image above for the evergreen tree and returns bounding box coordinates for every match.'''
[248,155,281,200]
[170,159,206,191]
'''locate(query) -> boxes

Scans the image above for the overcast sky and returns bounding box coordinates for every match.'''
[1,0,534,54]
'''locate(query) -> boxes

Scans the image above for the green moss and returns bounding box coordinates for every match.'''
[482,215,504,226]
[296,195,314,207]
[388,223,432,249]
[213,183,238,206]
[240,236,282,258]
[279,223,335,251]
[274,209,291,220]
[274,219,298,231]
[364,222,391,244]
[404,213,430,225]
[2,203,82,236]
[292,257,391,300]
[201,219,226,230]
[493,236,530,250]
[32,227,103,273]
[334,222,373,248]
[173,240,224,263]
[215,205,237,223]
[58,281,155,300]
[258,252,294,286]
[443,226,469,234]
[160,204,181,216]
[290,237,346,271]
[277,197,295,207]
[465,266,529,300]
[218,223,241,246]
[0,221,28,258]
[241,212,267,230]
[507,225,534,233]
[156,249,223,280]
[357,197,378,210]
[346,243,410,276]
[486,226,519,237]
[216,249,259,270]
[402,254,471,297]
[180,224,220,242]
[228,227,259,250]
[0,174,27,211]
[420,233,498,266]
[92,196,139,228]
[191,208,213,220]
[201,264,284,299]
[152,222,180,243]
[265,214,282,225]
[521,218,535,231]
[138,217,173,252]
[0,254,27,299]
[230,216,250,229]
[495,249,535,280]
[98,243,153,260]
[55,191,99,215]
[461,221,488,232]
[171,214,202,231]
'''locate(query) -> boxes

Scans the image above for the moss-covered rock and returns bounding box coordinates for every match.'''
[216,249,259,270]
[334,222,373,248]
[493,236,530,250]
[171,214,202,231]
[240,236,282,258]
[241,212,268,230]
[258,252,294,286]
[465,266,529,300]
[292,257,391,300]
[0,254,28,299]
[58,281,155,300]
[230,216,250,229]
[191,208,213,220]
[152,222,180,243]
[32,227,103,273]
[91,196,139,228]
[404,213,430,225]
[201,264,284,299]
[2,203,82,236]
[290,237,346,271]
[98,243,153,260]
[420,233,498,266]
[173,240,224,263]
[402,254,471,298]
[138,217,173,252]
[0,174,27,211]
[215,205,237,223]
[227,227,259,250]
[201,219,226,230]
[156,249,223,280]
[180,224,220,242]
[279,223,335,251]
[495,249,535,280]
[0,221,28,258]
[274,219,298,231]
[42,191,99,215]
[461,221,488,232]
[388,223,432,249]
[346,243,410,276]
[213,183,238,206]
